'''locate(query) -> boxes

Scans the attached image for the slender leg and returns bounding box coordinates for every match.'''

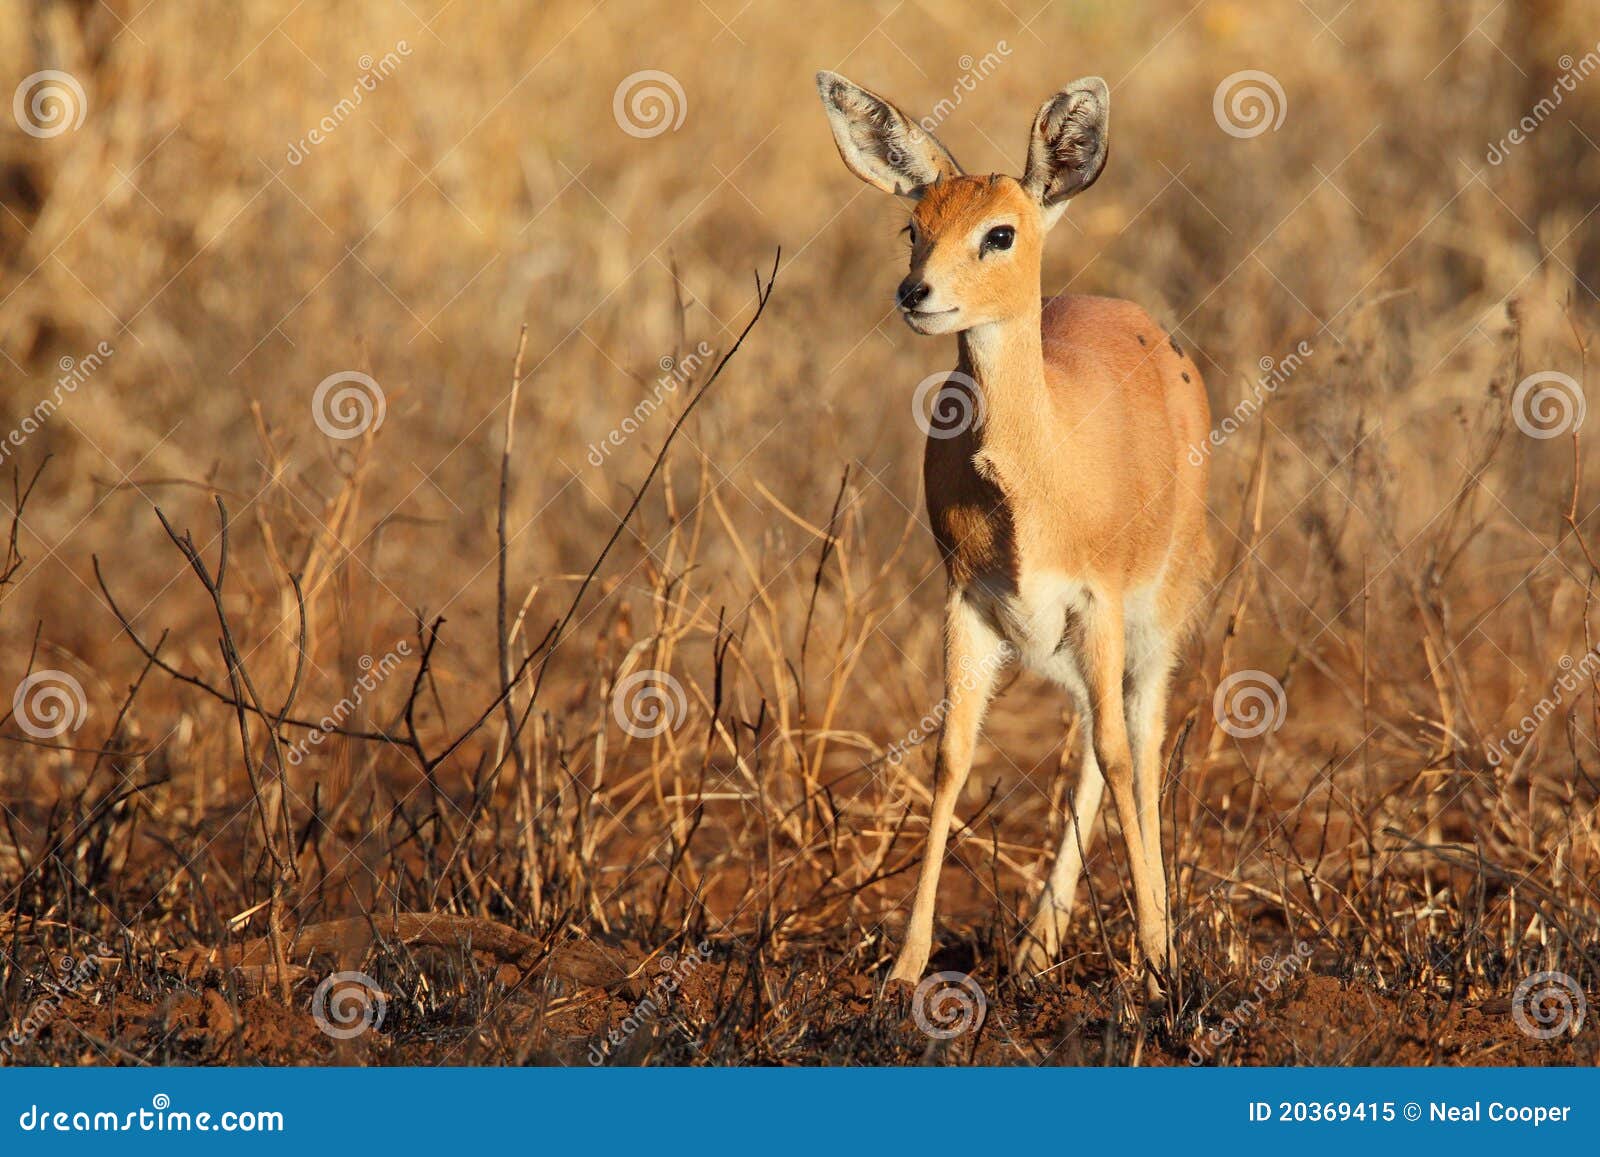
[1018,724,1105,974]
[889,593,1005,984]
[1125,635,1175,950]
[1080,600,1170,996]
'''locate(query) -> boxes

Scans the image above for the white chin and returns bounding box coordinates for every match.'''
[901,310,959,335]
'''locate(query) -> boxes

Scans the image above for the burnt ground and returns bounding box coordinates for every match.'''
[3,910,1592,1066]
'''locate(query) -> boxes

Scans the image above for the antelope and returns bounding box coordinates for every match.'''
[815,71,1212,995]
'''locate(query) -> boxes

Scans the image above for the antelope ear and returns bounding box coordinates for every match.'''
[815,70,963,199]
[1021,78,1109,229]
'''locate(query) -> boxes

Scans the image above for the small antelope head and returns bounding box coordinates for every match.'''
[815,71,1109,335]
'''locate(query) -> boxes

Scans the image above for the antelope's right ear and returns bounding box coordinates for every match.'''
[1022,78,1110,229]
[814,71,962,199]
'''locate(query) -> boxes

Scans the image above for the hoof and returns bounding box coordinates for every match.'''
[881,975,918,1002]
[886,943,930,988]
[1014,927,1060,980]
[885,964,924,988]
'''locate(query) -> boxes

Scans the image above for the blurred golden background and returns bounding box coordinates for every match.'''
[1,0,1598,1063]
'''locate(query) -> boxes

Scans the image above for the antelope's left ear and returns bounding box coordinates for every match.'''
[1021,78,1109,230]
[815,70,963,198]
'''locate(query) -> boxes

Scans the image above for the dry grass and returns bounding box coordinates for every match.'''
[1,0,1598,1065]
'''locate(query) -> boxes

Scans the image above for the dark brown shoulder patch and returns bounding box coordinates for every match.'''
[1137,333,1147,346]
[1169,334,1183,357]
[1181,371,1191,382]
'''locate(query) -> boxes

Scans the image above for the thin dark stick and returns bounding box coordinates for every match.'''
[498,325,530,784]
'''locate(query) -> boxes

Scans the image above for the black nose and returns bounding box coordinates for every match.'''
[897,279,931,311]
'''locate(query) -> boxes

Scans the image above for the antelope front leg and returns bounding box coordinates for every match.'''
[1081,602,1171,997]
[888,594,1005,984]
[1125,640,1177,961]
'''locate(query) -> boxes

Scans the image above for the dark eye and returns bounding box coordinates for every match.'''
[981,225,1014,254]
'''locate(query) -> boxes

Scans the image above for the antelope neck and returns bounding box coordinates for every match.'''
[957,308,1051,462]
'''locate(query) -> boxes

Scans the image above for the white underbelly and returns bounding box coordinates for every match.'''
[967,572,1090,669]
[963,571,1169,697]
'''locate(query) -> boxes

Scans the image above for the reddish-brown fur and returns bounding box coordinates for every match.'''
[910,173,1211,641]
[926,290,1213,615]
[817,70,1212,991]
